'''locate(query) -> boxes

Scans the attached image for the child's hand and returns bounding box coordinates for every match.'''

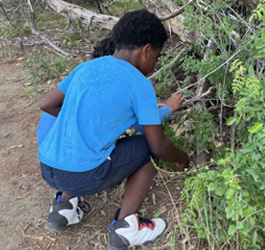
[176,162,187,172]
[176,153,189,172]
[165,93,184,112]
[157,103,166,108]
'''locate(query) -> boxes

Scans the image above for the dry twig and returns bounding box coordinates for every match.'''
[181,86,216,108]
[27,0,71,57]
[159,0,194,21]
[0,0,16,27]
[149,46,186,82]
[174,49,242,93]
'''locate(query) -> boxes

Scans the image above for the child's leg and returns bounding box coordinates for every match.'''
[60,193,73,202]
[108,138,166,250]
[40,163,89,232]
[41,135,157,213]
[118,161,155,220]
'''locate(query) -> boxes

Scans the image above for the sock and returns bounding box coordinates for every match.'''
[56,194,61,202]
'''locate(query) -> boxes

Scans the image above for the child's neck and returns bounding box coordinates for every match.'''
[113,49,141,69]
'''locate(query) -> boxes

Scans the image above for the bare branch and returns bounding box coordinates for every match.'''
[159,0,194,21]
[149,46,186,82]
[173,49,242,94]
[223,2,256,34]
[181,86,216,108]
[0,1,16,27]
[27,0,71,57]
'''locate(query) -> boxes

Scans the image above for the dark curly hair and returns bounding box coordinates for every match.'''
[92,35,115,59]
[111,9,167,51]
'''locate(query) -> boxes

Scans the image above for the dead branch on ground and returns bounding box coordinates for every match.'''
[27,0,71,57]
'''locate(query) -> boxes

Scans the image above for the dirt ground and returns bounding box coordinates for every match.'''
[0,46,185,250]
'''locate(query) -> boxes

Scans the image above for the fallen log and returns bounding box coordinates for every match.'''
[42,0,119,30]
[43,0,196,44]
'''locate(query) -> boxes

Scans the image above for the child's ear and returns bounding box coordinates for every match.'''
[142,43,153,57]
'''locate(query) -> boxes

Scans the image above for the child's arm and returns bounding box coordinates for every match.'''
[133,106,171,134]
[40,86,65,117]
[143,124,189,171]
[134,93,184,133]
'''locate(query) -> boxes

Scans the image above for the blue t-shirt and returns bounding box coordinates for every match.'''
[37,107,172,145]
[133,106,172,134]
[37,68,75,146]
[37,112,56,145]
[38,56,161,172]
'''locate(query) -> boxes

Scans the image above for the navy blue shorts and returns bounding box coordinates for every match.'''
[40,135,154,196]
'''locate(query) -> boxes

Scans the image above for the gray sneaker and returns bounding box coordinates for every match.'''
[109,209,166,250]
[45,192,90,232]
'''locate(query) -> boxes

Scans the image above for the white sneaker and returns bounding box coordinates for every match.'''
[45,192,90,232]
[109,209,166,250]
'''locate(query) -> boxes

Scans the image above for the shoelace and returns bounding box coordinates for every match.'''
[138,213,154,227]
[109,209,155,228]
[78,200,90,213]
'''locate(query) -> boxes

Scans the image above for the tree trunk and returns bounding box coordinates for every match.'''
[42,0,119,30]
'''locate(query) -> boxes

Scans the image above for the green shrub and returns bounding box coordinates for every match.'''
[180,1,265,249]
[27,50,74,84]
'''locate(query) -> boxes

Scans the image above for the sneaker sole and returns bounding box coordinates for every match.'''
[45,222,67,232]
[108,244,127,250]
[108,230,165,250]
[45,222,82,232]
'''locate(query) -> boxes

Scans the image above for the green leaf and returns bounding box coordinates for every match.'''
[226,189,235,199]
[253,230,257,245]
[249,216,255,226]
[208,182,217,191]
[215,186,225,196]
[226,208,235,219]
[226,117,237,126]
[237,98,246,109]
[243,207,255,217]
[256,43,265,49]
[260,179,265,190]
[228,225,237,235]
[260,133,265,138]
[254,54,265,59]
[153,211,161,218]
[248,65,255,76]
[236,117,241,124]
[243,190,250,198]
[246,168,259,181]
[248,122,263,133]
[207,170,217,180]
[237,221,243,230]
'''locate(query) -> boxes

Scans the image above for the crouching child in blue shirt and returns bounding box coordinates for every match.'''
[38,9,189,250]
